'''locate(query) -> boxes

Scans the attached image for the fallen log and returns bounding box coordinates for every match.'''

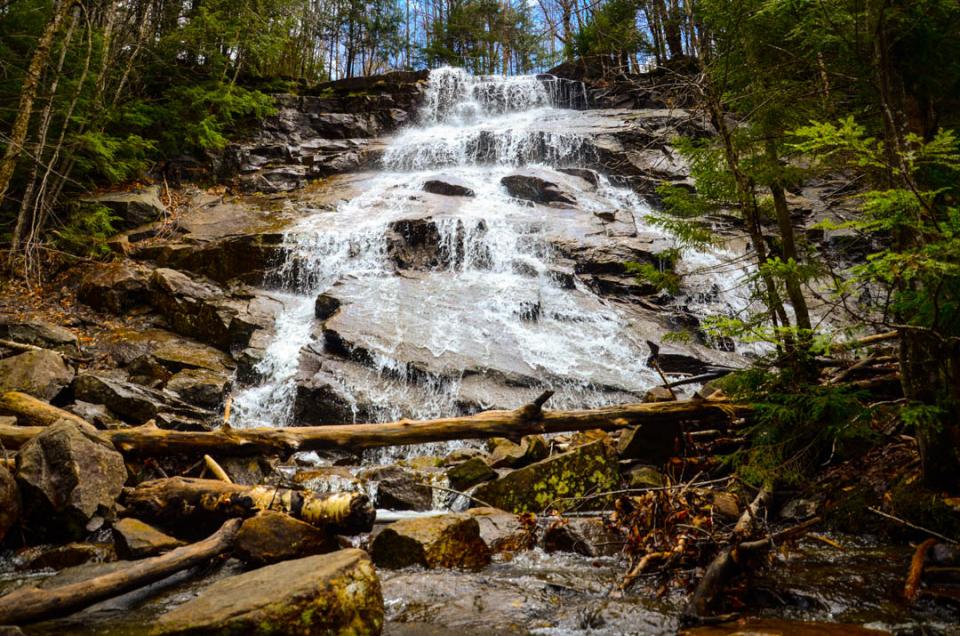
[0,518,241,626]
[0,395,750,457]
[121,477,375,534]
[0,391,90,428]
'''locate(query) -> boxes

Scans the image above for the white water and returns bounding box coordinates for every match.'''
[231,67,757,432]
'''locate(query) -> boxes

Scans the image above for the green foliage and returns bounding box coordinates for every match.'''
[71,132,154,185]
[720,369,873,487]
[625,261,681,295]
[572,0,648,60]
[52,203,119,259]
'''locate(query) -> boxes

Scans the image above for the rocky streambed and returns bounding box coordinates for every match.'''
[1,67,955,635]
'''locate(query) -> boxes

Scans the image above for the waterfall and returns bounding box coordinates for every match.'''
[230,67,751,436]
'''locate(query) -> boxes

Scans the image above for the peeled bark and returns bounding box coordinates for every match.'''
[0,397,749,457]
[0,518,241,626]
[121,477,375,535]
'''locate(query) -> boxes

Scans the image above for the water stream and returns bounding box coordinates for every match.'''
[231,67,758,431]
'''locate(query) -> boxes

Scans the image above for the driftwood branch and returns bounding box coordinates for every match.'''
[0,518,241,626]
[0,391,90,428]
[0,397,750,458]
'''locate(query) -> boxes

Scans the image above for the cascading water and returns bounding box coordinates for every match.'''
[231,67,755,439]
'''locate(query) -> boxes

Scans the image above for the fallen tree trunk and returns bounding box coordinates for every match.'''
[0,518,241,626]
[121,477,375,534]
[0,391,90,428]
[0,395,750,457]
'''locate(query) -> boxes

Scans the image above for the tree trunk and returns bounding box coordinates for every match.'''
[121,477,375,534]
[0,519,241,626]
[0,391,90,428]
[0,0,74,209]
[0,397,749,457]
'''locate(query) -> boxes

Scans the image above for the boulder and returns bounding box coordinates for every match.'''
[152,549,383,635]
[315,293,342,320]
[0,349,74,401]
[446,456,496,491]
[541,517,625,557]
[234,511,337,566]
[617,422,680,464]
[361,465,433,511]
[127,354,173,387]
[501,173,576,205]
[472,440,619,513]
[66,400,126,430]
[166,368,228,408]
[15,421,127,539]
[73,373,211,427]
[83,185,166,230]
[113,517,184,558]
[465,507,527,554]
[78,261,152,314]
[423,177,475,197]
[149,268,235,350]
[0,319,79,354]
[624,465,664,489]
[370,514,491,570]
[0,465,20,543]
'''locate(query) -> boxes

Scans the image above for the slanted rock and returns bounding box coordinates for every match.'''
[472,440,619,513]
[315,293,342,320]
[153,549,383,635]
[73,373,211,427]
[557,167,599,187]
[15,421,127,540]
[501,173,576,205]
[446,456,496,491]
[0,318,79,354]
[234,511,337,566]
[643,386,676,403]
[0,465,20,543]
[541,517,625,557]
[149,268,234,350]
[0,349,74,400]
[361,465,433,511]
[113,517,184,558]
[83,185,166,230]
[78,261,152,314]
[16,542,116,570]
[424,177,475,197]
[370,514,491,570]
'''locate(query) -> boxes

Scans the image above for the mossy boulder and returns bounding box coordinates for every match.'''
[234,511,337,566]
[473,440,619,513]
[370,513,491,570]
[446,456,496,491]
[152,549,383,635]
[487,435,548,469]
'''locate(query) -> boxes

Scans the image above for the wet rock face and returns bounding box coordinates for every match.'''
[370,514,491,570]
[15,421,127,540]
[361,465,433,511]
[541,517,625,557]
[501,173,576,205]
[0,318,79,354]
[221,70,427,193]
[0,349,74,401]
[153,549,383,635]
[112,517,184,558]
[446,456,496,491]
[0,465,20,543]
[234,511,338,566]
[472,440,619,514]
